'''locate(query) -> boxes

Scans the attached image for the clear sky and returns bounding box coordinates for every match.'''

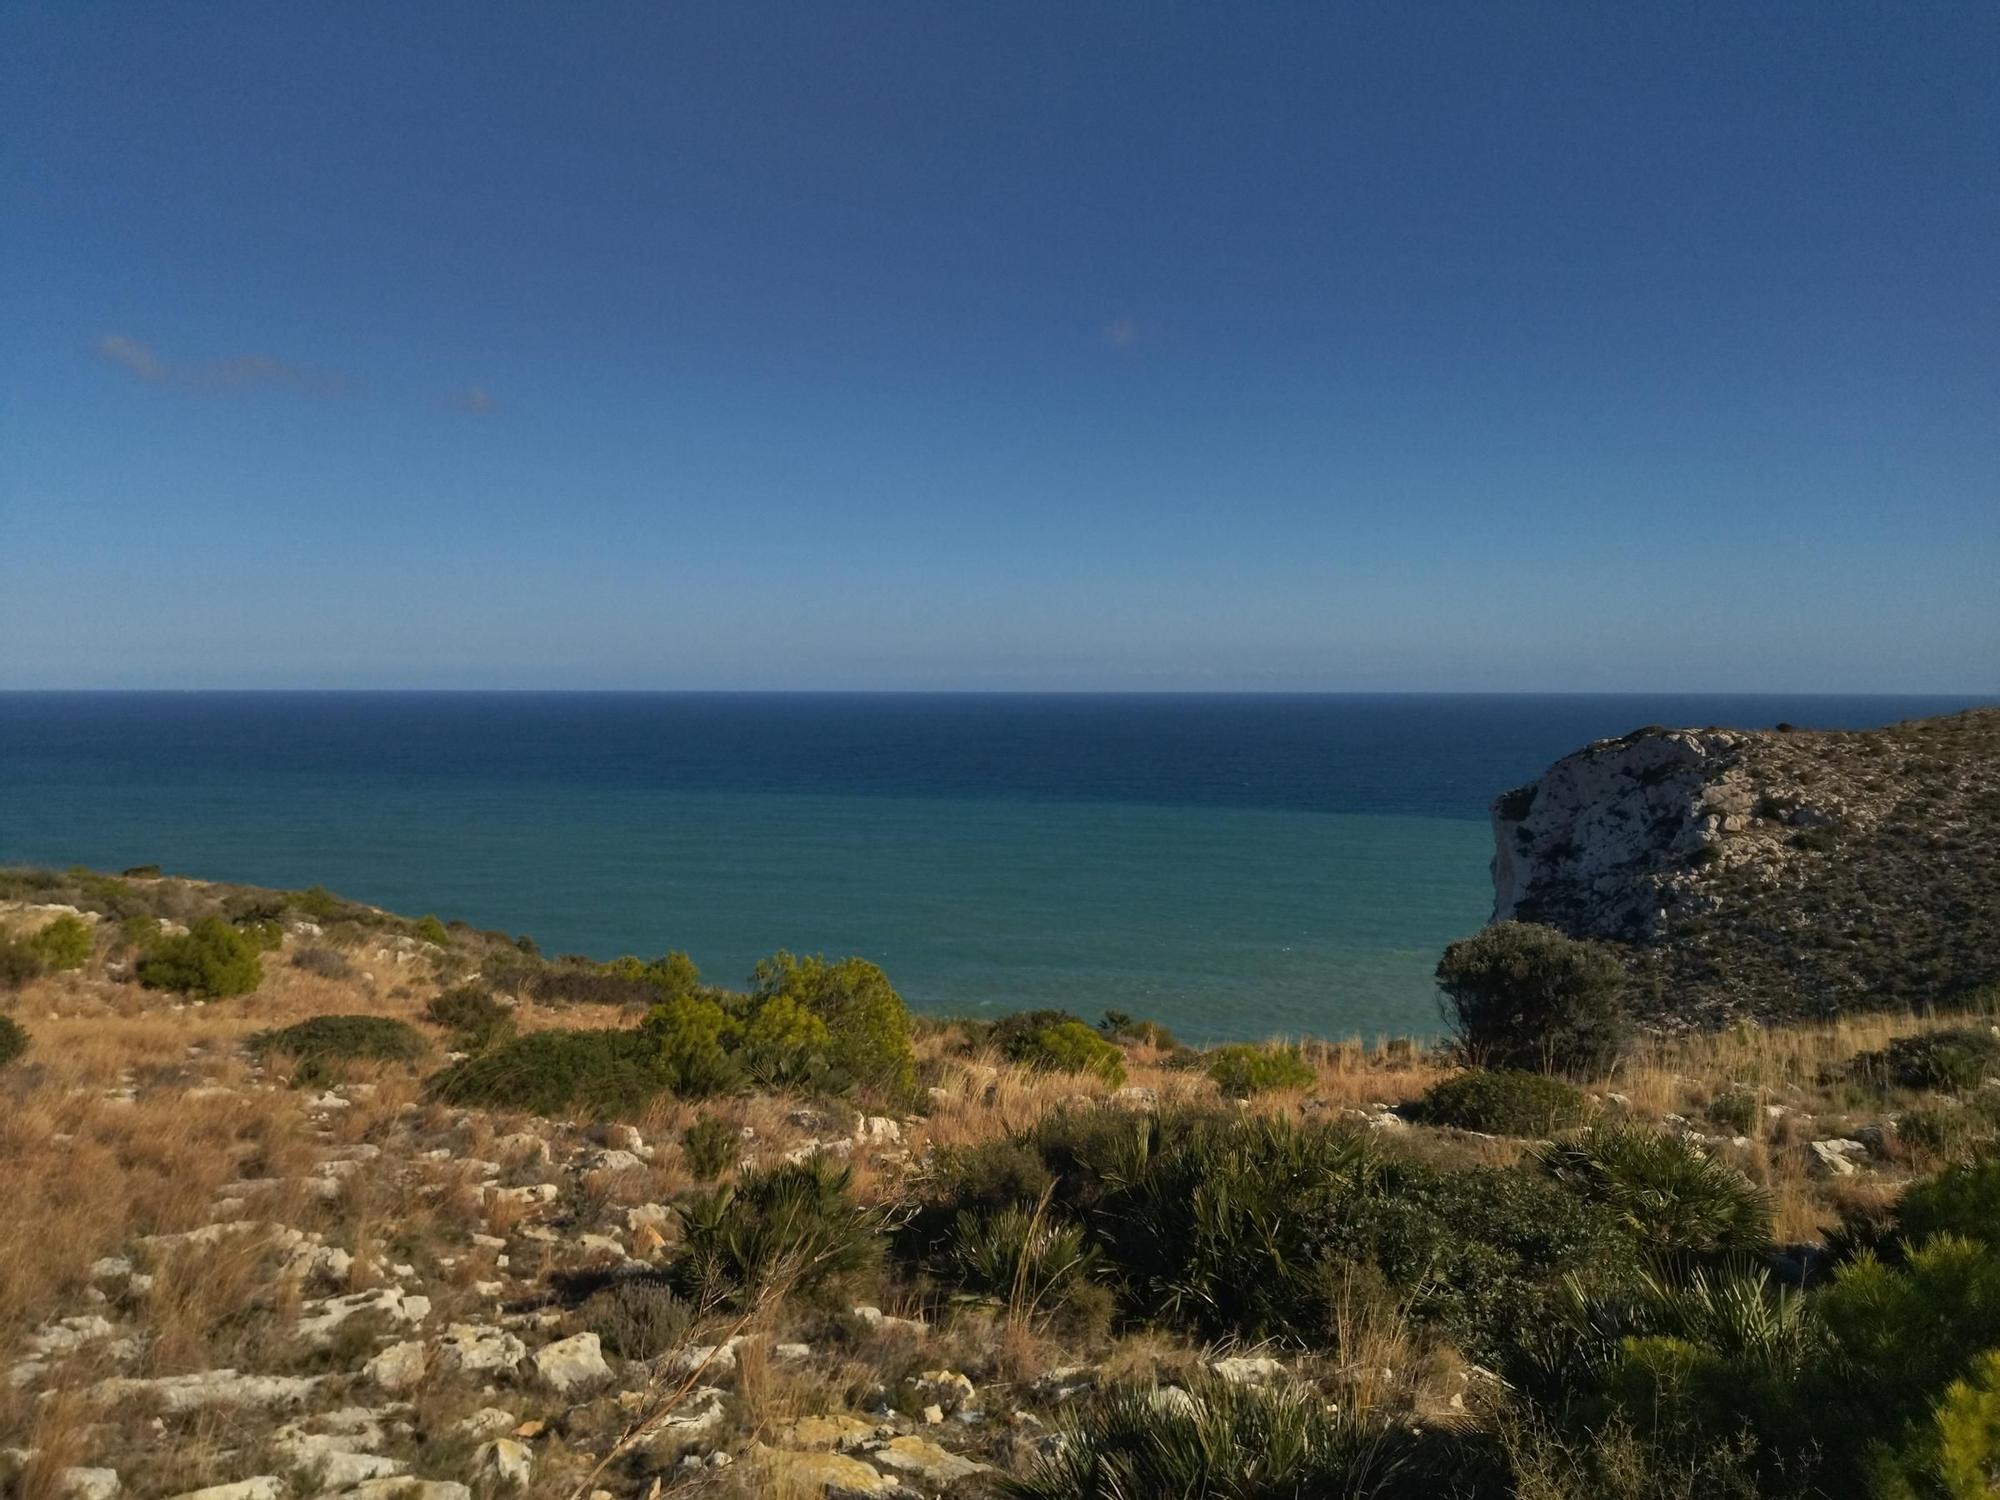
[2,3,1994,692]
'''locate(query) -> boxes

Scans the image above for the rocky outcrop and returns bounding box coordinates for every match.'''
[1491,708,2000,1023]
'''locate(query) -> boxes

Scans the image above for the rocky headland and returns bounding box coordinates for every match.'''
[1492,706,2000,1026]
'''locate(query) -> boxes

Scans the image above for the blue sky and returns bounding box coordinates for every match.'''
[2,3,1995,691]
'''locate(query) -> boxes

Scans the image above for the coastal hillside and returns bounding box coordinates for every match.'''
[1493,707,2000,1025]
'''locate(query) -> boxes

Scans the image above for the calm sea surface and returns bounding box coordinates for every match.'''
[0,693,1987,1040]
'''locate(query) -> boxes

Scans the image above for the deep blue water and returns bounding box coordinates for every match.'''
[0,693,1987,1039]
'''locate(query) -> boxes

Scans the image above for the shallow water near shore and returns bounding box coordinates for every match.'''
[0,691,1985,1041]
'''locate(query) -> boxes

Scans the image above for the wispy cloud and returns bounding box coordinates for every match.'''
[449,385,496,414]
[1102,317,1140,349]
[93,334,353,397]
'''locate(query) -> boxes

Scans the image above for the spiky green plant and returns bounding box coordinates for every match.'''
[672,1154,881,1306]
[998,1375,1483,1499]
[1536,1125,1772,1253]
[946,1200,1100,1322]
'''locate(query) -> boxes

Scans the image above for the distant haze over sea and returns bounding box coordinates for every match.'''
[2,692,1990,1041]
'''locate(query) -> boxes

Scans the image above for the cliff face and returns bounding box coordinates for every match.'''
[1491,708,2000,1025]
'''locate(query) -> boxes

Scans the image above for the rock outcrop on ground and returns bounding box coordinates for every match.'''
[1492,707,2000,1024]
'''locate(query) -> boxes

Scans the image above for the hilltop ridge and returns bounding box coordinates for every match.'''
[1492,706,2000,1025]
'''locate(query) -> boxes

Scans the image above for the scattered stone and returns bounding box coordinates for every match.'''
[60,1469,120,1500]
[164,1480,285,1500]
[1809,1138,1869,1176]
[456,1407,517,1438]
[855,1116,902,1144]
[912,1369,975,1413]
[777,1414,880,1450]
[296,1287,431,1348]
[473,1439,533,1488]
[436,1323,527,1377]
[528,1331,613,1395]
[868,1434,989,1485]
[755,1448,897,1497]
[87,1370,323,1414]
[1211,1354,1286,1385]
[363,1339,429,1394]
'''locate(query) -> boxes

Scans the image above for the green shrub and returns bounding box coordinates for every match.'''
[288,885,346,920]
[428,1028,667,1118]
[527,966,665,1008]
[640,991,743,1096]
[987,1009,1087,1058]
[412,914,450,946]
[1894,1157,2000,1249]
[1013,1019,1127,1086]
[1535,1126,1772,1254]
[998,1375,1498,1500]
[27,915,92,971]
[136,917,265,997]
[0,936,43,989]
[1864,1346,2000,1500]
[424,985,514,1050]
[682,1116,740,1181]
[250,1014,427,1083]
[1859,1028,2000,1094]
[1435,921,1630,1076]
[944,1204,1102,1325]
[748,951,917,1102]
[0,1014,28,1067]
[1705,1087,1761,1136]
[737,991,834,1089]
[1410,1069,1595,1137]
[672,1155,880,1306]
[1206,1043,1315,1098]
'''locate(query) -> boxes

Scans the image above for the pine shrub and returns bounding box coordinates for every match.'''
[26,915,92,971]
[1206,1043,1315,1098]
[1409,1069,1595,1137]
[428,1028,667,1118]
[1435,921,1629,1076]
[681,1115,740,1181]
[0,1014,28,1067]
[1535,1125,1772,1253]
[136,917,265,998]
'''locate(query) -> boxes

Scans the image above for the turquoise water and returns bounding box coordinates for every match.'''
[0,692,1985,1039]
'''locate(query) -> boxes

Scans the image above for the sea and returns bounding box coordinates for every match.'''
[0,692,1987,1042]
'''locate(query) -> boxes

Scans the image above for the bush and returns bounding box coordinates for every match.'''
[672,1155,880,1306]
[1858,1028,2000,1094]
[428,1028,667,1119]
[1535,1126,1772,1254]
[291,945,357,981]
[943,1205,1102,1325]
[136,917,265,997]
[1864,1347,2000,1500]
[1435,921,1629,1076]
[1894,1157,2000,1249]
[737,991,834,1089]
[0,936,43,989]
[27,915,92,971]
[412,914,450,946]
[289,885,346,921]
[1410,1069,1595,1137]
[1207,1043,1315,1098]
[0,1014,27,1067]
[640,992,743,1096]
[527,967,666,1008]
[250,1014,427,1083]
[424,985,514,1050]
[748,951,917,1102]
[682,1116,740,1181]
[580,1278,690,1362]
[1013,1019,1127,1086]
[999,1375,1498,1500]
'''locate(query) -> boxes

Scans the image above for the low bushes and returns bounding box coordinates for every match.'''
[1206,1043,1315,1098]
[1535,1126,1772,1254]
[428,1028,667,1119]
[748,951,918,1101]
[136,917,265,998]
[291,945,357,981]
[1014,1019,1127,1086]
[672,1155,880,1306]
[0,936,42,989]
[424,985,514,1050]
[27,915,92,971]
[250,1014,427,1083]
[999,1375,1499,1500]
[681,1115,740,1181]
[1857,1027,2000,1094]
[0,1014,27,1067]
[1409,1069,1595,1137]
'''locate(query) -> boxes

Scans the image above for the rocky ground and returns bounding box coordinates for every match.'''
[1492,706,2000,1024]
[2,884,1995,1498]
